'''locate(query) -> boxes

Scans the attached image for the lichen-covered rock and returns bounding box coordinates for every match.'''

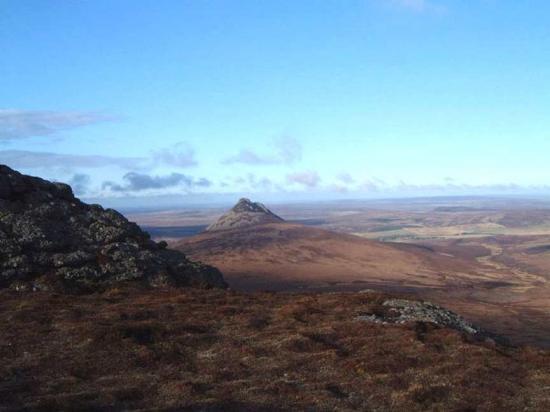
[357,299,478,333]
[356,298,508,344]
[0,165,227,293]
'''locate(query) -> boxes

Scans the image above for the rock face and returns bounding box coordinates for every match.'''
[0,165,227,292]
[206,198,284,232]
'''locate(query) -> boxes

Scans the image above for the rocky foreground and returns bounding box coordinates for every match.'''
[0,165,226,292]
[2,287,550,411]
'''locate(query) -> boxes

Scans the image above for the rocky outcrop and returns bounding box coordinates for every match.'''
[0,165,227,293]
[206,198,284,232]
[356,298,508,344]
[357,299,478,334]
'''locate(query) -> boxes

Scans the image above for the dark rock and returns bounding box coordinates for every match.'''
[0,165,227,293]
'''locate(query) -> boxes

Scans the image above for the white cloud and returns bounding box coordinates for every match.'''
[102,172,211,194]
[0,109,114,140]
[0,140,201,173]
[0,150,147,169]
[223,136,302,166]
[275,136,303,164]
[286,171,321,188]
[337,173,355,184]
[69,173,91,196]
[152,142,197,168]
[222,149,273,165]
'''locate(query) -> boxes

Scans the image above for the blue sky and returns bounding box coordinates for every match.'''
[1,0,550,205]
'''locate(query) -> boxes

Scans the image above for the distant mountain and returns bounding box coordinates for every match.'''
[206,198,284,232]
[0,165,226,292]
[176,199,483,292]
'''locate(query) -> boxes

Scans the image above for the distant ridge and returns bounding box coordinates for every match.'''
[206,198,284,232]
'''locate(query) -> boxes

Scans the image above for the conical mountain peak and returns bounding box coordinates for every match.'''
[232,198,271,214]
[206,198,284,232]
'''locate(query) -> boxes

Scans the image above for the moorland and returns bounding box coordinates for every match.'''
[129,196,550,347]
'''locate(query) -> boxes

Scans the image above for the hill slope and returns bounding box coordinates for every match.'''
[0,165,226,292]
[176,221,480,292]
[2,286,548,411]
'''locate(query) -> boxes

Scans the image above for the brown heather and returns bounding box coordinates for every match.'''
[2,287,550,411]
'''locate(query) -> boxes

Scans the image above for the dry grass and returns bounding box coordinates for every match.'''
[174,223,550,348]
[1,287,550,411]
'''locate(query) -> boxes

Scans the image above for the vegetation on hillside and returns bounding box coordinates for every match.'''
[2,287,550,411]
